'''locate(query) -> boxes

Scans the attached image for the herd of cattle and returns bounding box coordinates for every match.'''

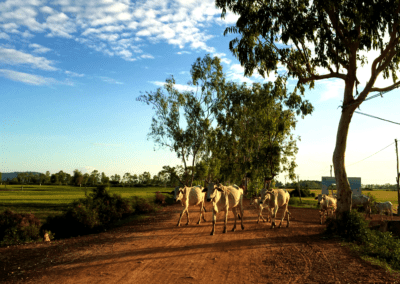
[171,184,394,235]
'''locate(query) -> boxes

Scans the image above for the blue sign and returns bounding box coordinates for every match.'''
[321,176,361,195]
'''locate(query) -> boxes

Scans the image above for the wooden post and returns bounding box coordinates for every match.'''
[395,139,399,215]
[297,175,302,203]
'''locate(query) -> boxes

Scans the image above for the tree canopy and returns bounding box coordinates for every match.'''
[139,54,312,188]
[216,0,400,214]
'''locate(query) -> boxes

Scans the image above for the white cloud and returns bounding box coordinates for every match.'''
[150,80,196,92]
[0,47,57,71]
[141,54,154,59]
[0,69,72,86]
[0,32,10,40]
[318,79,344,102]
[0,0,234,61]
[100,76,123,84]
[40,6,54,14]
[176,51,191,55]
[65,70,84,77]
[29,43,51,53]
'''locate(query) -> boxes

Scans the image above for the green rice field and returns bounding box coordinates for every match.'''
[0,184,399,223]
[0,184,173,223]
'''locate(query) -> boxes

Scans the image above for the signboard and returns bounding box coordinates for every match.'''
[321,176,362,195]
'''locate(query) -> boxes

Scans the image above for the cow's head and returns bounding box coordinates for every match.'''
[175,186,188,203]
[202,183,223,202]
[260,190,273,205]
[314,194,326,206]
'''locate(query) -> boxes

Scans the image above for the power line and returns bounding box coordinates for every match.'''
[340,84,400,109]
[354,111,400,125]
[347,142,395,167]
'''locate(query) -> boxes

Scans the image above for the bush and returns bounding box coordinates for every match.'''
[155,191,166,205]
[289,188,315,197]
[131,196,157,214]
[364,192,379,214]
[43,185,133,239]
[0,209,42,245]
[325,210,370,243]
[42,204,100,239]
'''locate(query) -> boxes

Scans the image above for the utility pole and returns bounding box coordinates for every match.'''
[297,175,302,203]
[396,139,400,216]
[330,165,333,177]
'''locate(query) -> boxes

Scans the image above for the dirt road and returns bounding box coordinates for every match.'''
[1,199,400,283]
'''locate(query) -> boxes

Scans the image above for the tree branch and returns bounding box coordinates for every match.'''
[298,72,346,84]
[370,80,400,93]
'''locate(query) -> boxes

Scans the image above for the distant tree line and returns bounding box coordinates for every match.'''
[1,168,192,188]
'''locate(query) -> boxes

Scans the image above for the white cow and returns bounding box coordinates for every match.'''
[202,183,244,235]
[250,196,271,223]
[175,186,207,226]
[374,201,393,221]
[260,188,291,228]
[318,195,337,224]
[314,194,337,221]
[352,194,371,219]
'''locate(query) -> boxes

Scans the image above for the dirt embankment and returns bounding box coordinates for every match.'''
[1,200,400,284]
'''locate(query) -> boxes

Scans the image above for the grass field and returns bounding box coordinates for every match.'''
[1,185,399,223]
[0,184,173,223]
[293,189,400,213]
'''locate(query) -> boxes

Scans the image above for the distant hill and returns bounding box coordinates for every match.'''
[1,172,43,181]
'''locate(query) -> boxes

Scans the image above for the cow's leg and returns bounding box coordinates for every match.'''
[223,209,228,233]
[210,210,216,235]
[185,210,190,225]
[177,208,186,226]
[286,207,291,227]
[198,202,206,224]
[231,207,237,232]
[197,204,202,224]
[271,207,278,229]
[202,202,207,222]
[279,205,287,228]
[259,208,266,223]
[320,210,324,225]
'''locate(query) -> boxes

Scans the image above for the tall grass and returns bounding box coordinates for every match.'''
[0,185,172,223]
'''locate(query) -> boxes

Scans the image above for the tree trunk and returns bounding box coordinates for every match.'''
[333,106,355,217]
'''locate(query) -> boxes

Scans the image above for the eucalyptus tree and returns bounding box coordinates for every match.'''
[123,172,131,186]
[216,0,400,214]
[73,169,83,186]
[101,172,109,184]
[137,55,225,187]
[45,171,50,184]
[90,170,100,186]
[110,174,121,183]
[211,76,312,192]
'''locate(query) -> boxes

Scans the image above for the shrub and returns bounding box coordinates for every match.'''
[0,209,42,245]
[325,210,370,243]
[364,192,379,214]
[155,191,166,205]
[131,196,157,214]
[43,185,133,239]
[289,188,315,197]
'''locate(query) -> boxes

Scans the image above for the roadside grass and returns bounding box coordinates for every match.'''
[0,184,173,223]
[288,197,319,209]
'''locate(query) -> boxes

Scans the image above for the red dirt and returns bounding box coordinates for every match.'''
[1,199,400,284]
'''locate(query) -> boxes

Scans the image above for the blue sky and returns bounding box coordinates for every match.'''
[1,0,399,185]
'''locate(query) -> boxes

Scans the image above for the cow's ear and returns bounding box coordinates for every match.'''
[216,187,223,192]
[314,197,318,200]
[170,190,175,194]
[202,188,207,192]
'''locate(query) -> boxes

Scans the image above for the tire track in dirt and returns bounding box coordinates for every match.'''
[3,200,400,283]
